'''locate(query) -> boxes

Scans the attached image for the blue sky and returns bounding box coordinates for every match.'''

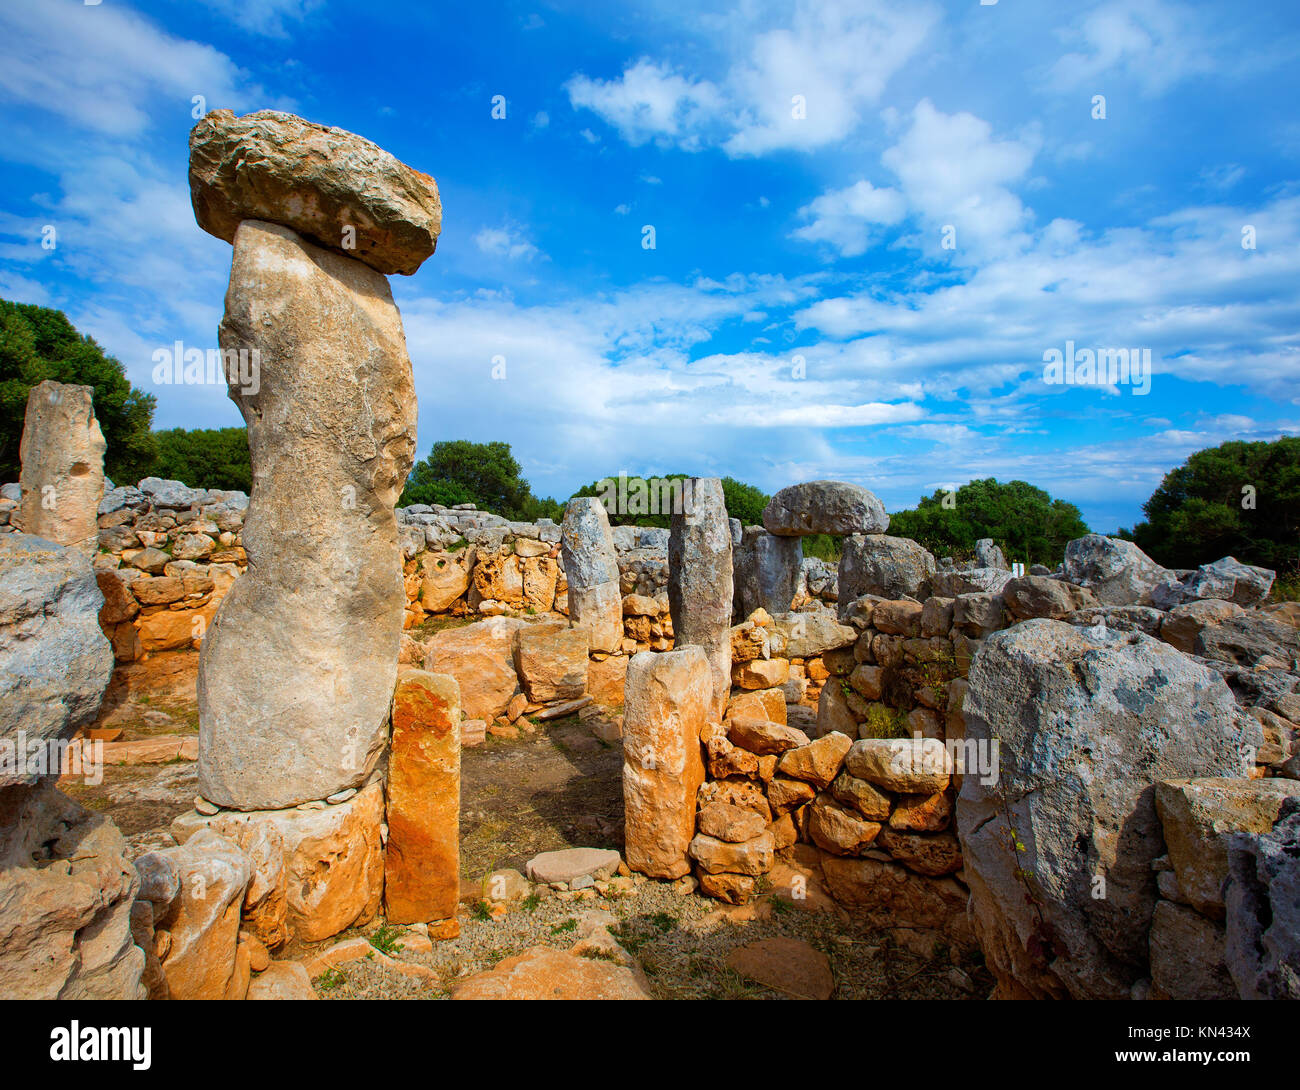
[2,0,1299,531]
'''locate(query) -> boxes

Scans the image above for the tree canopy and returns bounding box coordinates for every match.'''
[1120,437,1300,572]
[1,299,156,483]
[570,473,771,528]
[888,478,1090,567]
[152,427,252,493]
[400,439,563,521]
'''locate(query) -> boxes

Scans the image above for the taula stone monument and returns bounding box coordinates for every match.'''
[190,110,439,810]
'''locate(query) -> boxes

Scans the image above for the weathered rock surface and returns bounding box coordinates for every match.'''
[623,649,709,879]
[525,847,621,885]
[16,380,105,551]
[0,534,113,788]
[152,828,252,1000]
[173,781,385,944]
[1224,798,1300,999]
[197,220,417,810]
[762,481,888,537]
[514,622,588,702]
[1148,901,1235,1000]
[0,783,144,999]
[958,619,1257,999]
[424,616,527,722]
[189,110,441,275]
[724,936,834,999]
[1155,777,1300,919]
[669,478,733,721]
[732,527,802,618]
[838,535,935,617]
[767,609,856,657]
[385,672,460,924]
[561,498,622,652]
[452,943,651,1000]
[246,960,317,1000]
[1061,535,1170,606]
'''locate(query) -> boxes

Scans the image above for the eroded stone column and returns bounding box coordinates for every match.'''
[196,220,417,809]
[668,477,732,721]
[560,497,622,652]
[16,380,105,553]
[622,647,710,879]
[384,670,460,925]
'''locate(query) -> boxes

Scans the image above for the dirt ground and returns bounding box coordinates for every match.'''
[63,650,991,1000]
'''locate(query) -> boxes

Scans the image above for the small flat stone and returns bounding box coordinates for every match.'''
[525,847,622,885]
[724,936,835,999]
[194,795,220,816]
[326,788,357,804]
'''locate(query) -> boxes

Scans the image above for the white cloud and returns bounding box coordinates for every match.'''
[565,0,937,156]
[473,225,541,261]
[0,0,262,136]
[565,59,725,150]
[791,180,906,257]
[1045,0,1218,96]
[200,0,323,38]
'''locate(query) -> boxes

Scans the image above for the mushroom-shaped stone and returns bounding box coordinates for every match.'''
[189,109,442,275]
[763,481,888,537]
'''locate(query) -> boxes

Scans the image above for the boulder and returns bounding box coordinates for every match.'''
[385,672,460,924]
[189,109,441,275]
[838,535,935,617]
[0,534,113,788]
[1002,575,1097,621]
[1061,534,1170,606]
[688,830,775,875]
[196,220,416,810]
[514,622,588,703]
[974,538,1008,570]
[0,783,144,999]
[424,616,527,722]
[668,478,733,721]
[416,550,471,612]
[958,619,1258,999]
[153,828,251,1000]
[622,648,710,879]
[1160,599,1243,654]
[776,731,853,790]
[844,737,952,794]
[1154,777,1300,919]
[930,567,1013,597]
[15,380,105,552]
[173,781,385,944]
[767,609,856,657]
[762,481,888,537]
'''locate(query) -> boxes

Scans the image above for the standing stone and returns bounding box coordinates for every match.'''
[16,381,105,553]
[958,619,1257,999]
[561,498,622,653]
[762,480,888,536]
[733,526,802,620]
[196,219,417,810]
[669,478,733,721]
[623,648,710,879]
[385,671,460,925]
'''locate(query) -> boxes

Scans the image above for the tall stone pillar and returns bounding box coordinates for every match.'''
[560,497,622,652]
[189,110,439,811]
[732,527,802,620]
[385,670,460,925]
[622,647,710,879]
[16,380,105,553]
[668,477,732,721]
